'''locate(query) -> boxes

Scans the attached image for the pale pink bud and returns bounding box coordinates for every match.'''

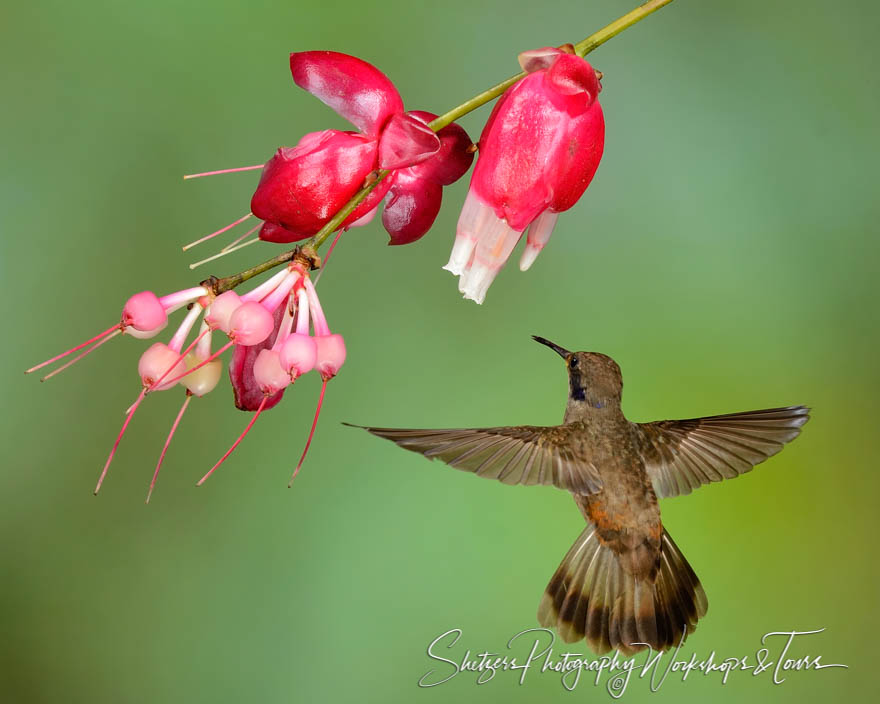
[138,343,186,391]
[279,333,317,380]
[180,354,222,397]
[314,334,346,380]
[205,291,243,333]
[253,349,291,395]
[123,291,168,335]
[229,301,274,346]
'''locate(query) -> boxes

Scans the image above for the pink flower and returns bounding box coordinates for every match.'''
[445,47,605,303]
[250,51,445,243]
[27,259,347,499]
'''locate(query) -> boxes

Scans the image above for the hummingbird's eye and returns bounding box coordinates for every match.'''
[568,356,579,370]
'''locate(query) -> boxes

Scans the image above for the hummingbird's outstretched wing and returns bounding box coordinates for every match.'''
[636,405,809,498]
[348,423,602,495]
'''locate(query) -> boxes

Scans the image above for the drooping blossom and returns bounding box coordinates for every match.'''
[27,255,346,500]
[445,46,606,303]
[182,51,474,260]
[250,51,445,243]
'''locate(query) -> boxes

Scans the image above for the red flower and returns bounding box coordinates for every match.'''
[445,47,605,303]
[251,52,449,243]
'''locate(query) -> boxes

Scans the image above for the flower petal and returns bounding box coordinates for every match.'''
[404,111,474,185]
[377,112,441,170]
[250,130,379,237]
[544,54,601,104]
[290,51,404,136]
[382,172,442,245]
[258,222,313,244]
[517,46,565,73]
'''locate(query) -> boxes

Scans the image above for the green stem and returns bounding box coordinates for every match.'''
[205,248,298,295]
[213,0,675,288]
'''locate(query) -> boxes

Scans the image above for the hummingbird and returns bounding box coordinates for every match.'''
[351,336,809,655]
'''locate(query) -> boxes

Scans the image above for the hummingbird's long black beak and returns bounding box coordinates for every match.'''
[532,335,571,359]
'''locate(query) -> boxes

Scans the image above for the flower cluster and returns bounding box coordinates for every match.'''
[250,51,474,245]
[28,254,342,500]
[28,42,609,498]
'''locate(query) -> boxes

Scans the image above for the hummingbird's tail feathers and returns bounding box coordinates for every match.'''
[537,527,707,655]
[655,528,708,647]
[637,405,810,499]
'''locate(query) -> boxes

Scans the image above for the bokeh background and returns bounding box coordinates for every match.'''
[1,0,876,701]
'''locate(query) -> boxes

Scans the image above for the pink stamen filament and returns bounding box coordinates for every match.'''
[183,165,264,180]
[240,268,290,303]
[159,340,233,388]
[39,329,121,382]
[189,237,260,270]
[221,223,261,252]
[182,213,252,251]
[95,388,147,495]
[146,393,193,503]
[288,379,328,487]
[159,287,209,313]
[313,230,343,286]
[303,278,330,336]
[168,304,203,352]
[26,323,120,374]
[197,396,268,486]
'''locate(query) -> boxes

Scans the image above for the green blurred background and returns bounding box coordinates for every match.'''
[1,0,876,701]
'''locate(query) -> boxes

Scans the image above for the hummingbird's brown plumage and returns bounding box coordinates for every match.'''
[351,336,809,654]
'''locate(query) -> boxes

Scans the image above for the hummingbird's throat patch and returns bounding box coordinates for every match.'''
[570,376,587,401]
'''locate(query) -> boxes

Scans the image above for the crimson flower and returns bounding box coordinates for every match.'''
[445,47,606,303]
[251,51,472,245]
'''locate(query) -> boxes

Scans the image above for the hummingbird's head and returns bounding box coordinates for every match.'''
[532,336,623,408]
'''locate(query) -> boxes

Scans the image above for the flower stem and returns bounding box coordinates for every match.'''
[574,0,675,57]
[206,0,674,289]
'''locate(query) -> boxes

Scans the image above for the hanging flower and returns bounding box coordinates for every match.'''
[445,46,605,303]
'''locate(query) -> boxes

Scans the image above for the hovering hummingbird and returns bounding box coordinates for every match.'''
[351,336,809,655]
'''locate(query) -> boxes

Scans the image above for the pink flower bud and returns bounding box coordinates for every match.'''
[205,291,242,333]
[138,343,186,391]
[123,291,167,334]
[180,355,222,397]
[228,301,274,346]
[253,349,291,395]
[279,333,317,380]
[314,334,346,380]
[229,305,288,412]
